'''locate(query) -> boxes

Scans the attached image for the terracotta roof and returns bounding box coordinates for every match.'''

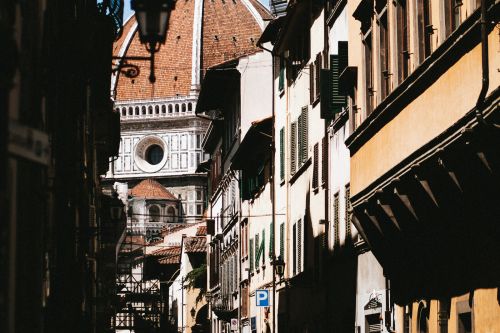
[160,223,193,237]
[184,237,207,253]
[113,0,267,101]
[156,247,182,264]
[196,225,207,236]
[130,179,178,200]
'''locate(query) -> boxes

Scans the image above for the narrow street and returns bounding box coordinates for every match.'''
[1,0,499,333]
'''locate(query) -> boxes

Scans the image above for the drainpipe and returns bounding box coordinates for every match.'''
[475,0,499,129]
[257,40,277,333]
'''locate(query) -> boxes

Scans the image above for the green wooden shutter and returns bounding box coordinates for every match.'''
[290,122,297,174]
[320,68,332,119]
[345,185,351,239]
[297,114,303,166]
[331,54,347,114]
[297,219,302,272]
[279,56,285,91]
[313,143,319,189]
[334,193,340,245]
[279,223,285,257]
[249,238,254,271]
[269,223,274,257]
[280,127,285,181]
[301,107,308,163]
[338,41,349,95]
[309,63,315,104]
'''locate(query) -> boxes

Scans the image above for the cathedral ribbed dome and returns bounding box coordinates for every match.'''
[112,0,271,101]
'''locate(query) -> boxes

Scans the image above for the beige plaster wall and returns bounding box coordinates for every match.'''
[351,31,499,196]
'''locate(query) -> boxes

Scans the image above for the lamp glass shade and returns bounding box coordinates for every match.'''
[274,256,285,278]
[132,0,173,45]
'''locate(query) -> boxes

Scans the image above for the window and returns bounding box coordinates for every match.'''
[148,106,153,114]
[279,223,285,257]
[292,223,297,275]
[290,122,297,175]
[196,204,203,215]
[417,302,429,333]
[249,238,254,271]
[149,205,160,222]
[396,0,409,84]
[345,185,351,240]
[280,127,285,181]
[146,145,164,165]
[287,17,310,81]
[167,206,176,223]
[279,56,285,91]
[298,107,308,165]
[417,0,432,63]
[297,219,302,272]
[321,136,328,186]
[363,30,374,115]
[333,192,340,245]
[445,0,462,37]
[155,105,159,114]
[379,12,390,100]
[313,143,319,190]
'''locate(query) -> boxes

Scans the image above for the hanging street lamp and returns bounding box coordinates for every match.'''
[112,0,176,83]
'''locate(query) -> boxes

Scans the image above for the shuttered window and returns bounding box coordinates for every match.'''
[292,223,296,275]
[321,136,328,186]
[249,238,254,271]
[255,230,265,268]
[279,223,285,257]
[334,192,340,245]
[280,127,285,181]
[297,219,302,272]
[345,185,351,239]
[309,62,315,104]
[315,53,322,100]
[313,143,319,190]
[300,107,308,164]
[279,56,285,91]
[269,223,274,257]
[290,122,297,175]
[320,51,347,119]
[297,114,303,165]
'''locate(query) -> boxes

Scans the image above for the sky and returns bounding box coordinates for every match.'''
[123,0,269,21]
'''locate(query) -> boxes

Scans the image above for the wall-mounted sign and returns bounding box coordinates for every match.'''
[231,318,238,331]
[256,289,269,307]
[8,121,50,165]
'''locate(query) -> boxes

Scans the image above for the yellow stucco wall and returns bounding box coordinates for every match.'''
[351,31,499,196]
[397,289,500,332]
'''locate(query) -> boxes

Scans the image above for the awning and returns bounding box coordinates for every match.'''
[231,116,272,170]
[257,16,286,46]
[195,60,239,115]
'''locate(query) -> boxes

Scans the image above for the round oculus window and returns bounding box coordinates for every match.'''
[146,145,164,165]
[134,136,168,172]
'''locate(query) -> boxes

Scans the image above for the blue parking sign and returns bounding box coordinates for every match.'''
[255,289,269,307]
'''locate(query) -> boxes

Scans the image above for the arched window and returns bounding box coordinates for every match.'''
[417,302,429,333]
[188,103,192,111]
[182,103,186,112]
[167,206,176,223]
[121,108,126,116]
[142,106,146,115]
[128,107,133,115]
[148,106,153,114]
[135,107,139,115]
[175,104,179,113]
[168,104,173,113]
[162,105,166,114]
[149,205,160,222]
[155,105,159,114]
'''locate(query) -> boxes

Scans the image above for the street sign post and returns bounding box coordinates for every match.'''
[255,289,269,307]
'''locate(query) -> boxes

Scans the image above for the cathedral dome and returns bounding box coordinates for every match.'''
[112,0,272,101]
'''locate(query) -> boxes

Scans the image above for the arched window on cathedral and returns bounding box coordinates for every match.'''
[167,206,176,223]
[175,104,179,113]
[149,205,160,222]
[129,107,133,116]
[162,105,166,114]
[155,105,159,114]
[182,103,186,112]
[168,105,173,113]
[135,107,139,115]
[141,106,146,115]
[148,106,153,114]
[121,108,126,116]
[188,103,192,111]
